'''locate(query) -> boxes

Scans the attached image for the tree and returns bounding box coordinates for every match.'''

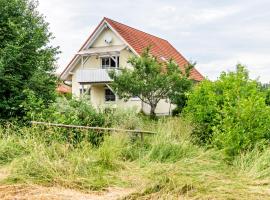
[259,83,270,106]
[184,65,270,157]
[0,0,59,119]
[109,47,193,117]
[168,62,194,115]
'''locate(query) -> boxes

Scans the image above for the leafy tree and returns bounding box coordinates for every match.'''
[168,62,194,115]
[259,83,270,106]
[266,88,270,106]
[109,48,193,117]
[185,65,270,158]
[0,0,59,119]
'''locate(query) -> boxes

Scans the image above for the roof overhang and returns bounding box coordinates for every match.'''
[77,45,126,56]
[60,18,139,80]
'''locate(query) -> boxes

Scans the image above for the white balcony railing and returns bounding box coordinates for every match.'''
[76,68,119,83]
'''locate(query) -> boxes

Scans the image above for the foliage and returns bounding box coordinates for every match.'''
[0,117,269,199]
[184,65,270,157]
[28,97,105,127]
[0,0,59,119]
[259,83,270,106]
[24,97,144,145]
[168,63,194,115]
[109,47,193,117]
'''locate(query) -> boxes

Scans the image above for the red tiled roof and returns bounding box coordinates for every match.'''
[104,18,204,81]
[61,17,204,81]
[56,84,71,94]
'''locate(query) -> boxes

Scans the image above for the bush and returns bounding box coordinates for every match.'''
[260,83,270,106]
[32,97,106,127]
[184,65,270,157]
[266,89,270,106]
[25,97,107,145]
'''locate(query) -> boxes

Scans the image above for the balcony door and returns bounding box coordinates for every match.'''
[101,56,119,68]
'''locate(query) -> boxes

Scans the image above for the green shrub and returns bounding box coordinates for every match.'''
[26,97,106,145]
[185,65,270,157]
[27,97,105,127]
[260,83,270,106]
[266,89,270,106]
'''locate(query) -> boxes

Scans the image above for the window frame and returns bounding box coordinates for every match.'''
[104,88,116,102]
[100,56,119,69]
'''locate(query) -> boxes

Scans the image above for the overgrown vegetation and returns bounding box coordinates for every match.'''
[185,65,270,158]
[0,117,269,199]
[0,1,269,198]
[0,0,59,120]
[109,47,194,117]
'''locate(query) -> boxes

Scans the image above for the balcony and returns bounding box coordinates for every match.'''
[76,68,120,84]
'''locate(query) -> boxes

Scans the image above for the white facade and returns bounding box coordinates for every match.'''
[61,20,175,115]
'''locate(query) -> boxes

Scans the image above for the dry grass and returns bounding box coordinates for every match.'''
[0,117,269,199]
[0,185,134,200]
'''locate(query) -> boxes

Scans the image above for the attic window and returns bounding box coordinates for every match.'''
[161,57,167,62]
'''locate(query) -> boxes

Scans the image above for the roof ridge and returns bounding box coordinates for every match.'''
[104,17,168,42]
[61,17,204,81]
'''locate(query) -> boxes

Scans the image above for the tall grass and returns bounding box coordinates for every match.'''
[233,146,270,179]
[0,116,269,199]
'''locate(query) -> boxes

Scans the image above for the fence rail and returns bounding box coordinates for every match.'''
[30,121,156,141]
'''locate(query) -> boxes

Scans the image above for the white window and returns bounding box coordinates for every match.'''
[80,86,91,97]
[101,56,119,68]
[105,88,116,102]
[79,88,87,95]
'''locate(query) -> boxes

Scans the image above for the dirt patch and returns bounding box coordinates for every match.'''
[0,185,134,200]
[0,168,9,181]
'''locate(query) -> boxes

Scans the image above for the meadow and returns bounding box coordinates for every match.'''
[0,113,269,199]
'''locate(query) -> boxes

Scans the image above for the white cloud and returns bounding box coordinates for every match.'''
[37,0,270,83]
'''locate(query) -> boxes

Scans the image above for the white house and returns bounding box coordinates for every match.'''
[60,17,203,115]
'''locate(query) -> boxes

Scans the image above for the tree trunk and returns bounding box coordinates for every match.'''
[150,104,157,119]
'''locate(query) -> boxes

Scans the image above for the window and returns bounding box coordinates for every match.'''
[80,88,87,95]
[80,87,91,97]
[101,56,119,68]
[105,88,116,101]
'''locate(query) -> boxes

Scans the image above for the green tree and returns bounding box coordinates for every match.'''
[185,65,270,157]
[109,48,193,117]
[168,62,194,115]
[0,0,59,119]
[259,83,270,106]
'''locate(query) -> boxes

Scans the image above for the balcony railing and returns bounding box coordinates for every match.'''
[76,68,120,83]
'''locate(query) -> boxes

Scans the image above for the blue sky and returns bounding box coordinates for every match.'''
[38,0,270,83]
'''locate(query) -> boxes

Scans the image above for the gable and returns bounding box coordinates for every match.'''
[91,27,124,48]
[105,18,204,81]
[61,17,204,81]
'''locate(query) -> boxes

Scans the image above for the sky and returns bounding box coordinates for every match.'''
[38,0,270,83]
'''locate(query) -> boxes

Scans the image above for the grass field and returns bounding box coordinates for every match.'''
[0,117,269,199]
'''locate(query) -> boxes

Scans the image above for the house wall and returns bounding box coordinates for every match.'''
[92,28,124,47]
[142,100,176,115]
[91,85,105,107]
[119,49,133,69]
[70,26,174,115]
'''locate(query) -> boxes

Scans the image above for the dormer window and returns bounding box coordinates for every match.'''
[101,56,119,68]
